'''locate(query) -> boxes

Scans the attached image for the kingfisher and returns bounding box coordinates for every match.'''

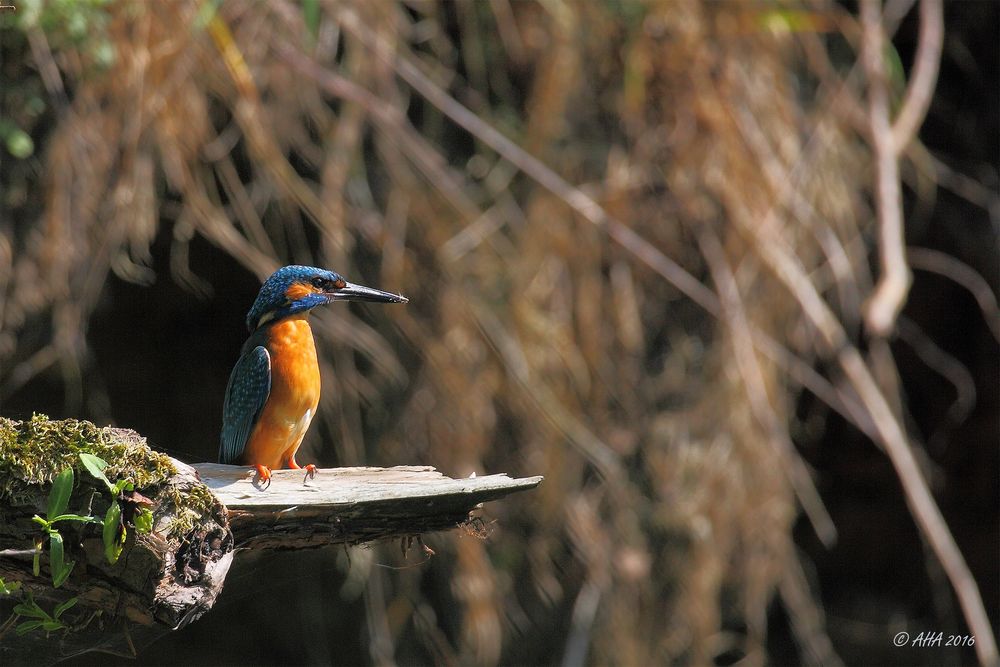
[219,265,407,484]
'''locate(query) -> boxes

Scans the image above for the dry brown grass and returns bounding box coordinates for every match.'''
[0,1,994,665]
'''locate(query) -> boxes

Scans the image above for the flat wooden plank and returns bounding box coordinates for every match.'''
[192,463,542,507]
[190,463,543,549]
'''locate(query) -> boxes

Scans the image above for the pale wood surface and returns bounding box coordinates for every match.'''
[191,463,544,549]
[194,463,542,506]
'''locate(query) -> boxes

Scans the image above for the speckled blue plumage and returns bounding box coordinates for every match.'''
[219,343,270,464]
[245,265,346,331]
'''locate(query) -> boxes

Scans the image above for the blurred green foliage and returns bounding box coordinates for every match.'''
[14,0,113,52]
[0,119,33,157]
[0,0,114,163]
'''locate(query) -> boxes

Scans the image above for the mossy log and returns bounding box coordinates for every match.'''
[0,417,542,663]
[0,418,233,662]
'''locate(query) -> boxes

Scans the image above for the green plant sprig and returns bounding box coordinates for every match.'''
[12,591,77,636]
[30,467,100,588]
[2,577,80,639]
[79,453,154,565]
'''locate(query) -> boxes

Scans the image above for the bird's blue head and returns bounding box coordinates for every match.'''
[246,265,408,331]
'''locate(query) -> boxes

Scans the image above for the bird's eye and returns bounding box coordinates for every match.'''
[311,277,327,289]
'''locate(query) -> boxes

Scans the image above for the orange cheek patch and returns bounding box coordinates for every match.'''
[285,282,319,301]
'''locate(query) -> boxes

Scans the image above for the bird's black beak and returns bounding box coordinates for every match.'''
[330,281,408,304]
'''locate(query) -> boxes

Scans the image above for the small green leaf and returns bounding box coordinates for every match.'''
[134,507,154,534]
[12,604,39,619]
[48,467,74,520]
[42,620,66,632]
[52,563,74,588]
[54,597,78,619]
[0,578,22,596]
[13,601,48,620]
[79,453,113,493]
[112,479,134,496]
[103,500,124,564]
[79,452,110,473]
[50,513,102,525]
[32,541,41,577]
[16,620,45,636]
[49,531,73,588]
[32,515,50,531]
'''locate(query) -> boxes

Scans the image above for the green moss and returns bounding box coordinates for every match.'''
[162,482,220,537]
[0,414,176,504]
[0,415,220,541]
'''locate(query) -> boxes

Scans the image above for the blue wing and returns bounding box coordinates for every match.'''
[219,345,271,464]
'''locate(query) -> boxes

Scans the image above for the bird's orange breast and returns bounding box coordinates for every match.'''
[241,314,321,469]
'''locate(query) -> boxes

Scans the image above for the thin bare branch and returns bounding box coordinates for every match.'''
[861,0,912,336]
[925,152,1000,218]
[897,316,977,429]
[908,246,1000,343]
[891,0,944,153]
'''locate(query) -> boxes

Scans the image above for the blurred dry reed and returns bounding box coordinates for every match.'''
[0,1,995,665]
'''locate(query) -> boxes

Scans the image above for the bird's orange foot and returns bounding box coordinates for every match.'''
[302,463,316,486]
[252,464,272,488]
[287,458,317,482]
